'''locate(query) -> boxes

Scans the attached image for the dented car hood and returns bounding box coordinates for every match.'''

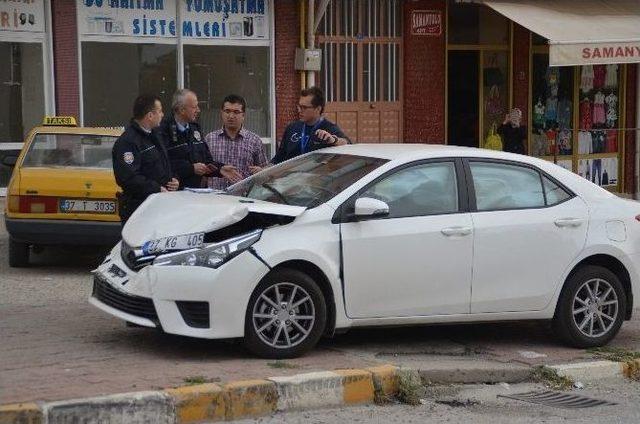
[122,191,306,247]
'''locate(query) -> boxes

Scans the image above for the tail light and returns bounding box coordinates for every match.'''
[7,195,20,213]
[18,196,58,213]
[635,215,640,222]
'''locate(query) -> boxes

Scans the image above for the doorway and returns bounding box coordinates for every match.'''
[448,51,479,147]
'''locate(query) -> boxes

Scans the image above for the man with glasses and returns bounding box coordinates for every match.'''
[157,89,241,189]
[272,86,350,164]
[205,94,268,189]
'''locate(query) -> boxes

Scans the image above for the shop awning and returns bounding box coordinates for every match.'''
[483,0,640,66]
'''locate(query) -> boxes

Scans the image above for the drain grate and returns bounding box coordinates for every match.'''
[498,391,618,409]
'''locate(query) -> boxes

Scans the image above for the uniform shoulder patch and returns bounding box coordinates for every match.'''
[123,152,134,164]
[193,130,201,141]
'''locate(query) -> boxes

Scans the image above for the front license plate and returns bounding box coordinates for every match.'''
[60,199,117,214]
[142,233,205,255]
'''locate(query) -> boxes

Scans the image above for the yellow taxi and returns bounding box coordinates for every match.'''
[3,117,123,267]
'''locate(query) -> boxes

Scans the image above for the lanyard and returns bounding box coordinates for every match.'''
[300,118,324,154]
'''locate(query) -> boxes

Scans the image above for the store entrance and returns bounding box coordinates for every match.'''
[448,51,479,147]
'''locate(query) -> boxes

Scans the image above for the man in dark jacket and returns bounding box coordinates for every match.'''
[112,94,179,223]
[272,86,350,164]
[156,89,241,188]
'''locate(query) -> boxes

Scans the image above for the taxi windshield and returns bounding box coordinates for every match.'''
[226,153,389,208]
[21,133,118,169]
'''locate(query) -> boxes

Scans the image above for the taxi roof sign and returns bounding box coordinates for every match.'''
[43,116,77,126]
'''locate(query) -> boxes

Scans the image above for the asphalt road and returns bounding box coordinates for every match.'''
[1,204,639,405]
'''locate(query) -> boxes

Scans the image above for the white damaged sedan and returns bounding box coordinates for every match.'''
[91,144,640,358]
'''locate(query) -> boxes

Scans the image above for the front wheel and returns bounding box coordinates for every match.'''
[553,265,626,348]
[244,268,326,359]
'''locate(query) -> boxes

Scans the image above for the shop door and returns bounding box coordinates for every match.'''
[318,0,402,143]
[448,51,480,147]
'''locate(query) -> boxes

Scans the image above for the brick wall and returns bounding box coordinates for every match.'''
[403,0,446,143]
[51,0,80,119]
[624,63,637,195]
[274,0,301,142]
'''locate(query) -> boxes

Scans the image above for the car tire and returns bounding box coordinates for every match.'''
[244,268,327,359]
[9,238,30,268]
[553,265,626,348]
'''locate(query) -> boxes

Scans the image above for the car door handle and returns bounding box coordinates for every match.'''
[554,218,584,228]
[441,226,472,237]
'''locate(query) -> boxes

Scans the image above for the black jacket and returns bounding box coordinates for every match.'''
[112,121,172,222]
[497,124,527,155]
[272,118,351,164]
[155,116,222,188]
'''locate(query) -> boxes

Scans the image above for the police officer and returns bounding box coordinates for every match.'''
[272,86,350,164]
[157,89,241,189]
[112,94,179,224]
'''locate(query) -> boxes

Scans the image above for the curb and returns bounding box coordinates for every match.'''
[0,360,635,424]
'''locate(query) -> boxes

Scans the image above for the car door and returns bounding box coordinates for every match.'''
[467,160,589,313]
[339,159,474,318]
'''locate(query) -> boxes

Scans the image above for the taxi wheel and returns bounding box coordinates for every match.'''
[8,238,30,268]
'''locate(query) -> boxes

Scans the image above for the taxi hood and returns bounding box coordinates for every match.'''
[122,191,306,247]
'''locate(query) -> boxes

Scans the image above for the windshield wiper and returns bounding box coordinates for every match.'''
[261,182,290,205]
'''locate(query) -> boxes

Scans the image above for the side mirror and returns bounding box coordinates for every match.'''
[2,155,17,167]
[354,197,389,218]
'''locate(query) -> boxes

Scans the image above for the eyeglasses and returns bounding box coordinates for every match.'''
[222,109,244,116]
[297,103,317,110]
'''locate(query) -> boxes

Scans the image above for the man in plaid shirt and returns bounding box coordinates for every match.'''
[205,94,268,189]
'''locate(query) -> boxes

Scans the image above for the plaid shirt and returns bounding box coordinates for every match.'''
[205,127,268,189]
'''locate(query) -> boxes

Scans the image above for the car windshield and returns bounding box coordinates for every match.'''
[226,153,388,208]
[21,133,118,169]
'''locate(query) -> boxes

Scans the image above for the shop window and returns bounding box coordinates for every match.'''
[482,51,509,145]
[530,54,574,158]
[448,3,509,46]
[576,63,621,188]
[82,43,177,127]
[183,46,270,137]
[0,42,45,144]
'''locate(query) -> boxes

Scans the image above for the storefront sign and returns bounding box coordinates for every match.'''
[411,10,441,36]
[78,0,177,37]
[550,41,640,66]
[0,0,45,33]
[78,0,269,40]
[181,0,269,39]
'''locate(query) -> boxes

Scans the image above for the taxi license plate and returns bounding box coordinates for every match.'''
[143,233,205,255]
[60,199,117,214]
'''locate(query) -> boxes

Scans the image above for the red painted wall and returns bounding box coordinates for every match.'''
[511,24,529,153]
[273,0,301,142]
[403,0,446,143]
[624,63,637,195]
[51,0,80,119]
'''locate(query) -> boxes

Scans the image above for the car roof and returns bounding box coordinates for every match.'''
[320,143,531,162]
[31,126,124,137]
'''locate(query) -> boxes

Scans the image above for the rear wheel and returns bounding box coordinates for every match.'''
[553,265,626,348]
[244,268,326,359]
[8,238,30,268]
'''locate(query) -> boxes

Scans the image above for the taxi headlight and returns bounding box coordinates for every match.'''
[152,230,262,268]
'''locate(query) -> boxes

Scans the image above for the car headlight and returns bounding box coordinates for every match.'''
[152,229,262,269]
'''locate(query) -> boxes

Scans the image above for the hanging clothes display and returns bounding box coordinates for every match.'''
[606,130,618,153]
[556,99,572,129]
[579,98,592,130]
[605,93,618,127]
[545,97,558,122]
[580,65,594,93]
[605,64,618,88]
[592,91,606,125]
[593,65,606,89]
